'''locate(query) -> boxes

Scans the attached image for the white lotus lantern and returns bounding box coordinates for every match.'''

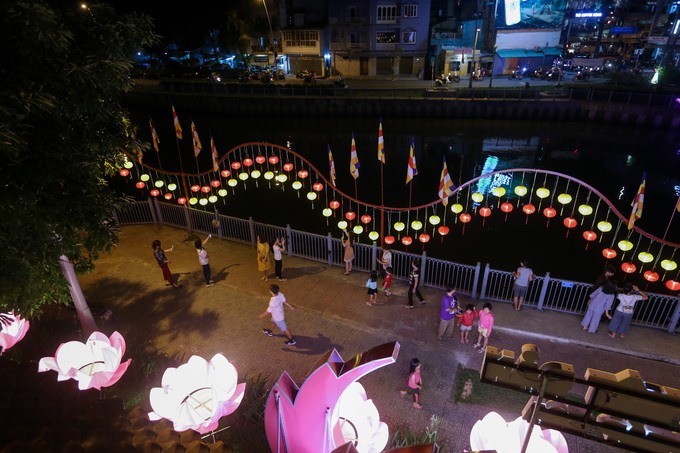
[38,331,131,390]
[470,412,568,453]
[331,382,388,453]
[0,312,30,352]
[148,353,246,434]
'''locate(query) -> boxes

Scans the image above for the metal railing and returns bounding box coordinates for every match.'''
[116,199,680,333]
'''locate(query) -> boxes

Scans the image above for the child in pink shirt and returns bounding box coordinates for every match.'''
[456,303,478,344]
[399,358,423,409]
[474,303,494,353]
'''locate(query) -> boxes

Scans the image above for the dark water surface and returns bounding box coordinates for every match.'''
[129,110,680,287]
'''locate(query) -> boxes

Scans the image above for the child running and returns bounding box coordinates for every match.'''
[366,270,378,306]
[382,266,393,297]
[399,358,423,409]
[474,303,494,353]
[456,303,478,344]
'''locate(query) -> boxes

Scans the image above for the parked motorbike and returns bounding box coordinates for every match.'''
[545,68,562,81]
[572,71,590,81]
[296,69,311,79]
[260,72,274,84]
[508,67,526,80]
[530,68,547,80]
[238,71,253,83]
[333,76,347,88]
[303,71,316,83]
[434,72,459,87]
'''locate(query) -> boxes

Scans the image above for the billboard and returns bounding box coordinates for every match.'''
[495,0,567,30]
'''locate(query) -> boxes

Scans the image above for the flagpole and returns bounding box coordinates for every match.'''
[378,119,385,246]
[662,196,680,241]
[175,136,189,202]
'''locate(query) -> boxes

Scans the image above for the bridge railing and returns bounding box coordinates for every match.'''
[121,198,679,333]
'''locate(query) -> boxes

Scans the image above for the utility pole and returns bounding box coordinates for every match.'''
[469,27,481,88]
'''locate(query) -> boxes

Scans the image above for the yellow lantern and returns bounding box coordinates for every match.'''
[123,161,134,169]
[292,181,302,190]
[218,189,227,197]
[578,204,593,216]
[276,174,288,183]
[140,174,150,182]
[238,172,249,181]
[306,192,317,201]
[597,221,612,232]
[557,193,572,205]
[637,252,653,263]
[208,195,218,203]
[189,197,198,205]
[154,180,165,188]
[264,171,275,180]
[535,187,550,199]
[617,240,633,251]
[368,231,380,241]
[251,170,261,179]
[428,215,441,225]
[167,183,177,191]
[338,220,348,230]
[199,198,208,206]
[471,192,484,203]
[322,208,332,217]
[394,222,405,232]
[353,225,364,234]
[514,185,528,197]
[411,220,423,231]
[227,179,238,187]
[660,259,678,271]
[451,203,463,214]
[491,187,506,197]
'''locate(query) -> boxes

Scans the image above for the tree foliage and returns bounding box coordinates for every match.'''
[0,1,158,317]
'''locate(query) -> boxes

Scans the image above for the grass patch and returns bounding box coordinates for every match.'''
[452,365,529,412]
[389,415,443,450]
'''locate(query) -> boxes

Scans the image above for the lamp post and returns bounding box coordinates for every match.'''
[468,28,481,88]
[262,0,277,65]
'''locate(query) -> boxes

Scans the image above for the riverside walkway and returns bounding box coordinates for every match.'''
[77,224,679,453]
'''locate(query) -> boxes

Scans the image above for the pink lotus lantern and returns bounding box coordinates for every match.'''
[149,354,246,434]
[0,312,30,353]
[38,331,131,390]
[470,411,568,453]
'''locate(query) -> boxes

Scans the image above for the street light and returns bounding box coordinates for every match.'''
[468,28,481,88]
[262,0,277,65]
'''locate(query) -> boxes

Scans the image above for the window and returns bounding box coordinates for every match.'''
[403,4,418,18]
[376,32,397,44]
[377,5,397,23]
[402,31,416,44]
[283,30,319,48]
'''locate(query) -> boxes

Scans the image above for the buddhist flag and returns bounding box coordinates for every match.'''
[676,196,680,213]
[211,136,219,172]
[438,158,455,206]
[149,119,160,152]
[377,118,385,164]
[328,145,337,187]
[349,133,360,179]
[172,105,183,139]
[627,172,646,230]
[406,137,418,184]
[191,121,202,157]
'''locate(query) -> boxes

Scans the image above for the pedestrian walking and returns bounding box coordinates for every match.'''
[437,286,459,342]
[382,266,393,297]
[581,280,617,333]
[273,237,288,281]
[342,229,354,275]
[405,259,425,308]
[512,260,535,311]
[399,358,423,409]
[258,284,297,345]
[257,235,271,281]
[366,270,378,306]
[151,239,180,288]
[194,234,214,287]
[457,304,478,343]
[608,284,648,339]
[474,303,494,353]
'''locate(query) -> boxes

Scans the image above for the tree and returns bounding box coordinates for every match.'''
[0,1,158,317]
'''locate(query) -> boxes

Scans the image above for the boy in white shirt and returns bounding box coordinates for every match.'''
[258,284,297,345]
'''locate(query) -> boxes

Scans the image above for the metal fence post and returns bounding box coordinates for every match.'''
[148,198,158,224]
[479,263,490,300]
[327,232,334,266]
[286,224,293,257]
[420,251,427,285]
[152,197,163,224]
[536,272,550,310]
[248,217,256,247]
[215,210,223,239]
[472,262,481,299]
[183,205,192,232]
[371,242,378,271]
[667,300,680,334]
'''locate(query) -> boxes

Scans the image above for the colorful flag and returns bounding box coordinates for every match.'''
[627,172,646,230]
[172,106,183,139]
[350,133,360,179]
[211,136,219,172]
[406,138,418,184]
[328,145,337,187]
[676,196,680,213]
[438,158,455,206]
[377,118,385,164]
[191,121,202,157]
[149,119,160,152]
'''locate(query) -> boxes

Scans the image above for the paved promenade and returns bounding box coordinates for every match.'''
[77,224,679,453]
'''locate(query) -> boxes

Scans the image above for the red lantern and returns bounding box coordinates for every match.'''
[283,163,294,172]
[231,161,242,170]
[119,169,130,177]
[583,230,597,241]
[384,235,396,245]
[500,202,513,213]
[418,233,431,243]
[459,213,472,223]
[329,200,340,210]
[437,226,450,236]
[177,197,187,205]
[401,236,413,246]
[255,155,266,164]
[666,280,680,291]
[522,204,536,215]
[268,156,279,165]
[479,207,491,217]
[345,211,356,221]
[243,158,253,167]
[135,182,146,189]
[621,262,636,274]
[149,189,160,197]
[643,271,659,282]
[298,170,309,179]
[210,180,221,188]
[543,207,557,218]
[602,248,617,259]
[201,186,211,193]
[221,169,231,178]
[563,217,577,228]
[312,182,324,191]
[360,214,372,224]
[164,193,173,200]
[190,185,201,193]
